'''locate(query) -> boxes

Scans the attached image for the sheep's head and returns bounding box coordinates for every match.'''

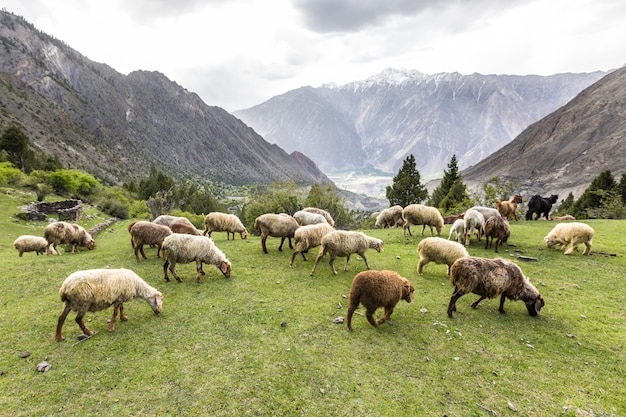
[370,239,384,252]
[525,295,544,316]
[240,229,249,240]
[220,260,232,277]
[148,292,163,314]
[401,278,415,303]
[544,235,557,248]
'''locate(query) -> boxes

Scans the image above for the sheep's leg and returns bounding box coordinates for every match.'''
[564,243,575,255]
[498,294,507,313]
[494,239,500,253]
[287,237,293,250]
[134,244,143,262]
[417,259,426,275]
[156,244,162,258]
[378,304,397,326]
[343,255,351,272]
[365,306,379,328]
[403,225,412,237]
[484,236,490,249]
[75,312,93,336]
[163,260,171,282]
[55,303,72,341]
[346,307,355,331]
[583,241,592,255]
[329,254,338,275]
[421,224,426,236]
[447,287,465,318]
[195,260,204,283]
[169,261,183,282]
[261,233,269,254]
[278,237,286,251]
[119,303,128,321]
[360,252,370,270]
[310,248,326,276]
[471,296,486,309]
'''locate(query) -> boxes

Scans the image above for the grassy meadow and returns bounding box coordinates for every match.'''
[0,189,624,416]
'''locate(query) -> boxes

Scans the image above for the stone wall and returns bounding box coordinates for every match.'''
[17,200,83,221]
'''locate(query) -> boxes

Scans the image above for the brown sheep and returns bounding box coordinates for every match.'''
[483,215,510,253]
[346,270,414,331]
[44,221,95,254]
[169,221,203,236]
[253,213,299,254]
[128,221,172,262]
[495,195,523,221]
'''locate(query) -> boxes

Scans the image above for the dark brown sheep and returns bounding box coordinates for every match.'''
[346,270,414,331]
[483,215,511,253]
[169,221,203,236]
[128,221,172,262]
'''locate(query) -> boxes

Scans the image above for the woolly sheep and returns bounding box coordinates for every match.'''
[302,207,335,228]
[346,270,414,331]
[468,206,501,222]
[13,235,57,256]
[293,210,329,226]
[448,218,465,244]
[447,257,544,318]
[310,230,384,276]
[550,214,576,221]
[253,213,300,254]
[463,209,485,246]
[44,221,95,255]
[289,222,334,267]
[203,212,248,240]
[402,204,444,237]
[153,214,195,228]
[375,205,404,228]
[544,222,594,255]
[169,221,203,236]
[55,268,163,341]
[483,215,510,253]
[161,234,231,283]
[128,220,172,262]
[443,213,464,224]
[417,237,469,276]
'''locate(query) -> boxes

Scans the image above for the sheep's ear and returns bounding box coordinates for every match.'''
[220,261,231,276]
[535,297,544,313]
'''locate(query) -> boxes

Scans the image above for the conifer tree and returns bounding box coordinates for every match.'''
[386,154,428,206]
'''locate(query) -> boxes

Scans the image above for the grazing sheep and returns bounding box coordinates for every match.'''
[13,235,57,256]
[463,209,485,246]
[443,213,464,224]
[550,214,576,221]
[402,204,444,237]
[448,219,466,244]
[468,206,501,222]
[375,205,404,228]
[55,268,163,341]
[447,257,544,318]
[253,213,300,254]
[169,221,203,236]
[310,230,384,276]
[484,215,511,253]
[289,222,334,267]
[302,207,336,228]
[161,234,231,282]
[417,237,469,276]
[496,195,523,221]
[544,222,594,255]
[128,221,172,262]
[346,270,414,331]
[526,194,558,220]
[153,214,195,228]
[44,221,95,255]
[293,210,329,226]
[203,212,248,240]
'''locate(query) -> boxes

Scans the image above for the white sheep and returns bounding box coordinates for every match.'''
[161,234,231,283]
[302,207,336,228]
[375,205,404,228]
[128,220,172,262]
[203,212,248,240]
[13,235,57,256]
[447,218,465,244]
[309,230,384,276]
[289,222,334,267]
[417,237,469,276]
[293,210,329,226]
[253,213,300,254]
[544,222,594,255]
[447,257,544,318]
[468,206,501,222]
[346,270,414,331]
[55,268,163,341]
[153,214,195,228]
[402,204,444,237]
[463,209,485,246]
[44,221,95,254]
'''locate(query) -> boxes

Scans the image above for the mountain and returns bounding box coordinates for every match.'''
[234,68,606,176]
[0,11,329,186]
[460,66,626,198]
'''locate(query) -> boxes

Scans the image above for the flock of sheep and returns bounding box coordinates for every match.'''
[13,195,595,336]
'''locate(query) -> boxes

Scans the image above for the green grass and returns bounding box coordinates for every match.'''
[0,190,624,416]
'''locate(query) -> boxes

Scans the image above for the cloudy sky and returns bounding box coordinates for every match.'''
[3,0,625,111]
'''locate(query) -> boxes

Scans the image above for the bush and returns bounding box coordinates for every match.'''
[98,199,129,219]
[0,161,23,186]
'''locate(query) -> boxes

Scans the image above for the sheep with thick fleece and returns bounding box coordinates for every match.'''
[289,222,334,267]
[447,257,544,318]
[402,204,444,237]
[346,270,414,331]
[44,221,95,255]
[544,222,594,255]
[550,214,576,221]
[483,215,510,253]
[13,235,57,256]
[253,213,300,254]
[203,212,248,240]
[463,209,485,246]
[169,221,203,236]
[468,206,501,222]
[302,207,335,228]
[375,205,403,228]
[417,237,469,276]
[153,214,195,228]
[161,234,231,283]
[448,218,465,244]
[310,230,384,276]
[55,268,163,341]
[128,221,172,262]
[293,210,329,226]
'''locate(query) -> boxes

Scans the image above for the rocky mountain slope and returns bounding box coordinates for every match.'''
[234,69,606,176]
[0,11,328,186]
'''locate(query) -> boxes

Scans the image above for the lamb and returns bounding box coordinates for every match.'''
[55,268,163,341]
[447,219,466,244]
[253,213,300,254]
[153,214,195,228]
[544,222,594,255]
[417,237,469,276]
[375,205,404,228]
[44,221,95,255]
[402,204,444,237]
[495,195,523,221]
[309,230,384,276]
[128,220,172,262]
[169,221,203,236]
[550,214,576,221]
[463,209,485,246]
[203,212,248,240]
[447,257,544,318]
[346,270,414,331]
[293,210,329,226]
[161,234,231,282]
[289,222,334,267]
[483,215,511,253]
[13,235,57,256]
[302,207,336,228]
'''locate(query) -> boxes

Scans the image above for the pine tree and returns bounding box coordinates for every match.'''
[429,155,468,211]
[385,154,428,206]
[0,125,33,172]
